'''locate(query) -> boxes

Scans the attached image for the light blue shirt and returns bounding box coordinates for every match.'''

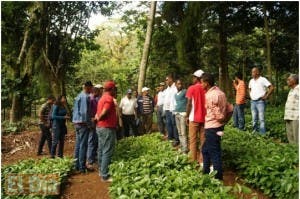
[72,91,91,124]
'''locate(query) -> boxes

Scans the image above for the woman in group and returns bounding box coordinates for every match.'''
[51,95,70,158]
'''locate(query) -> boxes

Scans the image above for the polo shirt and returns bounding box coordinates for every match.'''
[119,96,137,115]
[249,76,271,100]
[96,92,117,128]
[186,83,206,123]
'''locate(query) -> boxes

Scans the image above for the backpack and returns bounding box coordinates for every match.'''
[223,102,233,124]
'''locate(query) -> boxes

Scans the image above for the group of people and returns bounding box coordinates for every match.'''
[37,66,298,182]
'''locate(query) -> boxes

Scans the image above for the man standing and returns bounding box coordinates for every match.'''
[72,81,93,173]
[137,87,154,134]
[37,95,55,156]
[201,73,227,180]
[164,74,180,146]
[119,89,138,137]
[249,67,274,134]
[95,80,117,182]
[233,72,246,130]
[284,74,299,145]
[174,79,188,154]
[186,69,206,163]
[86,84,103,169]
[156,82,166,136]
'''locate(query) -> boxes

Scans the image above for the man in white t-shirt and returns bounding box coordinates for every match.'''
[119,89,138,137]
[248,67,274,134]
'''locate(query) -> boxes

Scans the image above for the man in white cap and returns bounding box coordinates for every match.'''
[137,87,154,134]
[186,69,206,164]
[119,89,138,137]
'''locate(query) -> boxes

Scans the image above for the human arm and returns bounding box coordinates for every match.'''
[262,84,274,100]
[52,105,68,120]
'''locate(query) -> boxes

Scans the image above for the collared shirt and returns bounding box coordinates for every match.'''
[119,96,137,115]
[204,86,227,129]
[39,102,52,125]
[234,80,246,105]
[137,95,154,115]
[163,83,177,111]
[284,85,299,120]
[96,92,117,128]
[186,82,206,123]
[157,90,165,106]
[249,76,271,100]
[72,91,91,124]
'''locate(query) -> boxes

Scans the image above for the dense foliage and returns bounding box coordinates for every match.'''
[110,134,235,198]
[223,126,299,198]
[1,157,74,199]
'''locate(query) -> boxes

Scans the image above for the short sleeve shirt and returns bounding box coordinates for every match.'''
[119,96,137,115]
[96,93,117,128]
[284,85,299,120]
[186,83,206,123]
[249,76,271,100]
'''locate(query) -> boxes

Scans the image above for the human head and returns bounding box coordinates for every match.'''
[104,80,116,97]
[55,95,67,106]
[165,74,175,86]
[47,95,56,104]
[287,74,299,88]
[234,72,243,81]
[142,87,150,96]
[84,81,93,94]
[126,89,132,99]
[192,69,204,84]
[201,73,215,90]
[158,82,165,91]
[93,84,103,97]
[133,90,138,98]
[176,79,184,91]
[251,67,260,79]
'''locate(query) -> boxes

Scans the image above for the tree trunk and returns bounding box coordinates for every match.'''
[137,1,156,94]
[263,3,272,81]
[218,4,232,99]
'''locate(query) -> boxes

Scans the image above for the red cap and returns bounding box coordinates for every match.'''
[104,81,116,89]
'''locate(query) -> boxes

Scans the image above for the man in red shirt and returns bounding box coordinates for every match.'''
[95,80,117,182]
[186,69,206,164]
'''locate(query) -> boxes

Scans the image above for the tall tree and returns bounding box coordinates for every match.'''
[137,1,156,94]
[263,2,272,81]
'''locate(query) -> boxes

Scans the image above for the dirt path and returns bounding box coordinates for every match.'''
[2,128,268,199]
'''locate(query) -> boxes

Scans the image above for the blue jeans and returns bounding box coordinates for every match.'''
[165,110,179,143]
[233,104,245,130]
[87,128,98,164]
[97,127,116,180]
[51,124,66,158]
[74,125,89,171]
[251,100,266,134]
[202,126,224,180]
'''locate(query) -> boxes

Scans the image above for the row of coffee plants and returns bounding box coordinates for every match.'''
[1,157,74,198]
[109,134,237,199]
[222,126,298,198]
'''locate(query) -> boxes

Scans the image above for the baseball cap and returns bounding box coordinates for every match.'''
[142,87,150,92]
[104,81,116,89]
[94,84,103,89]
[84,81,93,87]
[127,89,132,94]
[193,69,204,78]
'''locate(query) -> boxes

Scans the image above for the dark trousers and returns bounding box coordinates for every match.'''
[51,124,67,158]
[87,127,98,164]
[233,104,245,130]
[202,126,224,180]
[156,105,166,135]
[38,124,52,154]
[165,110,179,143]
[122,114,137,137]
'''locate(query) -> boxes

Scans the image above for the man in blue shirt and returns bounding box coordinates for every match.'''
[72,81,93,173]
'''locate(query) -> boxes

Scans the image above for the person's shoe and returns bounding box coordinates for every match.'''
[101,177,113,182]
[86,163,95,171]
[37,152,45,156]
[172,141,179,147]
[50,155,55,159]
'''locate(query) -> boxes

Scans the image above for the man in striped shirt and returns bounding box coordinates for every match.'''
[233,72,247,130]
[137,87,154,134]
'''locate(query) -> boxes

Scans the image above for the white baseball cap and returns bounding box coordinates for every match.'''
[193,69,204,78]
[94,84,103,88]
[142,87,150,92]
